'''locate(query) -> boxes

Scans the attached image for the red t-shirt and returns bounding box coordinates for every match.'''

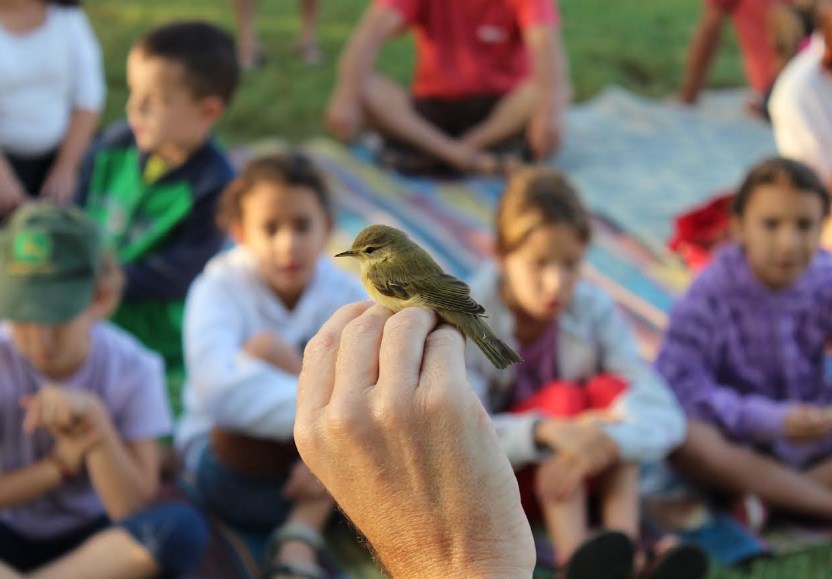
[380,0,559,100]
[707,0,792,93]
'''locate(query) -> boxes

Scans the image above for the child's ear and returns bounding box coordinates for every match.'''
[199,96,226,124]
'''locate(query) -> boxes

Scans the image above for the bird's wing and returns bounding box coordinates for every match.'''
[367,268,485,315]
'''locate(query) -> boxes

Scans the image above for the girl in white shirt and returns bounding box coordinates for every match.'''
[0,0,104,215]
[176,152,366,579]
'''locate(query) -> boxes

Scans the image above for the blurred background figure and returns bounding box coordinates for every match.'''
[231,0,321,69]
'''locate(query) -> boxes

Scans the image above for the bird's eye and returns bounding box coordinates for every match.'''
[365,247,377,254]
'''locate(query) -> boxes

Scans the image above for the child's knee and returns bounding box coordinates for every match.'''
[119,502,210,576]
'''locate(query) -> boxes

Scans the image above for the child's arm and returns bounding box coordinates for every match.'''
[0,153,27,213]
[0,462,66,509]
[655,297,791,445]
[593,294,687,462]
[521,0,569,159]
[19,385,160,520]
[678,2,725,104]
[183,275,299,440]
[326,2,404,141]
[40,110,99,203]
[42,8,105,203]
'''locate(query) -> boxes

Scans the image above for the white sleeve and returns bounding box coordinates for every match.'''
[770,84,832,185]
[594,299,687,462]
[183,276,298,441]
[466,341,549,469]
[67,9,105,112]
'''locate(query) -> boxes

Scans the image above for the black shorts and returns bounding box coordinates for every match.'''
[381,95,527,175]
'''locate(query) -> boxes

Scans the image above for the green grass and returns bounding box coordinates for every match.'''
[82,1,830,577]
[85,0,745,145]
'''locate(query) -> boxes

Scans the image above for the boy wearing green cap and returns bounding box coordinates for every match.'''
[0,204,208,578]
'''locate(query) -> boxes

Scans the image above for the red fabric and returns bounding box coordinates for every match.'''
[511,376,628,518]
[705,0,793,92]
[380,0,559,99]
[668,191,734,273]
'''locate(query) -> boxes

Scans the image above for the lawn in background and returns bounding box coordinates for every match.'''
[85,2,828,577]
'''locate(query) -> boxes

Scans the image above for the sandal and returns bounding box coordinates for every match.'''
[262,522,328,579]
[640,542,709,579]
[563,530,635,579]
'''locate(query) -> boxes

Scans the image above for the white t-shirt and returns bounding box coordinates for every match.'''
[770,35,832,186]
[0,5,105,156]
[175,247,368,472]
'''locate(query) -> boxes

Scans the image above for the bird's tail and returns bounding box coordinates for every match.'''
[467,315,523,370]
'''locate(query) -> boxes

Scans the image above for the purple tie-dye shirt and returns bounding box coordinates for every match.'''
[656,243,832,468]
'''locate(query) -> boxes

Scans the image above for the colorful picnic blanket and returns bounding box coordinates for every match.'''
[198,87,823,577]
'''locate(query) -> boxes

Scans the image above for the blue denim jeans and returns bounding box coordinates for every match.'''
[194,446,294,532]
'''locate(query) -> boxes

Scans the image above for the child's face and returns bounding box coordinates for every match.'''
[732,183,825,289]
[125,49,220,156]
[11,314,92,380]
[500,223,586,322]
[233,182,331,307]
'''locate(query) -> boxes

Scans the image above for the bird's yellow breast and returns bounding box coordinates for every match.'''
[360,268,418,312]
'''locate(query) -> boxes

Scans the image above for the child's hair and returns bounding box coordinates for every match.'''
[495,167,591,257]
[134,21,239,105]
[732,157,831,217]
[217,151,331,230]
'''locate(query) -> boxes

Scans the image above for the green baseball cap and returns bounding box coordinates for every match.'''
[0,204,102,324]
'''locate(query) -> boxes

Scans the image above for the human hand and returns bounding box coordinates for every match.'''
[536,419,619,475]
[783,404,832,441]
[325,85,364,142]
[282,461,328,501]
[527,105,562,160]
[21,385,104,436]
[51,423,102,474]
[243,331,303,375]
[39,164,78,204]
[0,166,27,215]
[536,452,587,503]
[295,303,535,579]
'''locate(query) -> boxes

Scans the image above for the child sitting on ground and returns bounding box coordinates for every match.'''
[0,204,207,578]
[657,157,832,524]
[465,168,705,579]
[0,0,104,217]
[175,153,367,579]
[76,21,239,410]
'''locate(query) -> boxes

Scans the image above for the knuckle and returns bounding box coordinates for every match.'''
[303,328,338,361]
[385,307,433,335]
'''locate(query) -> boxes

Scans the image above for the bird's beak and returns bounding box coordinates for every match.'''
[334,250,356,258]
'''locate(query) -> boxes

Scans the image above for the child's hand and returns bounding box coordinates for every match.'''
[783,404,832,441]
[537,419,619,474]
[52,423,102,475]
[537,453,587,502]
[21,385,104,436]
[40,164,78,204]
[242,331,303,374]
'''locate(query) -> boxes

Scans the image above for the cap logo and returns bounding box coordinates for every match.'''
[9,232,53,273]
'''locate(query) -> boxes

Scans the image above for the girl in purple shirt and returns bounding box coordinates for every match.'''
[657,157,832,522]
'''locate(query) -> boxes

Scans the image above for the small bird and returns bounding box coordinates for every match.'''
[335,224,522,369]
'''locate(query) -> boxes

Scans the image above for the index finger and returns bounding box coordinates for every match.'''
[297,302,373,423]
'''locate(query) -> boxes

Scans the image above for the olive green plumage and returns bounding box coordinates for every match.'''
[336,224,523,370]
